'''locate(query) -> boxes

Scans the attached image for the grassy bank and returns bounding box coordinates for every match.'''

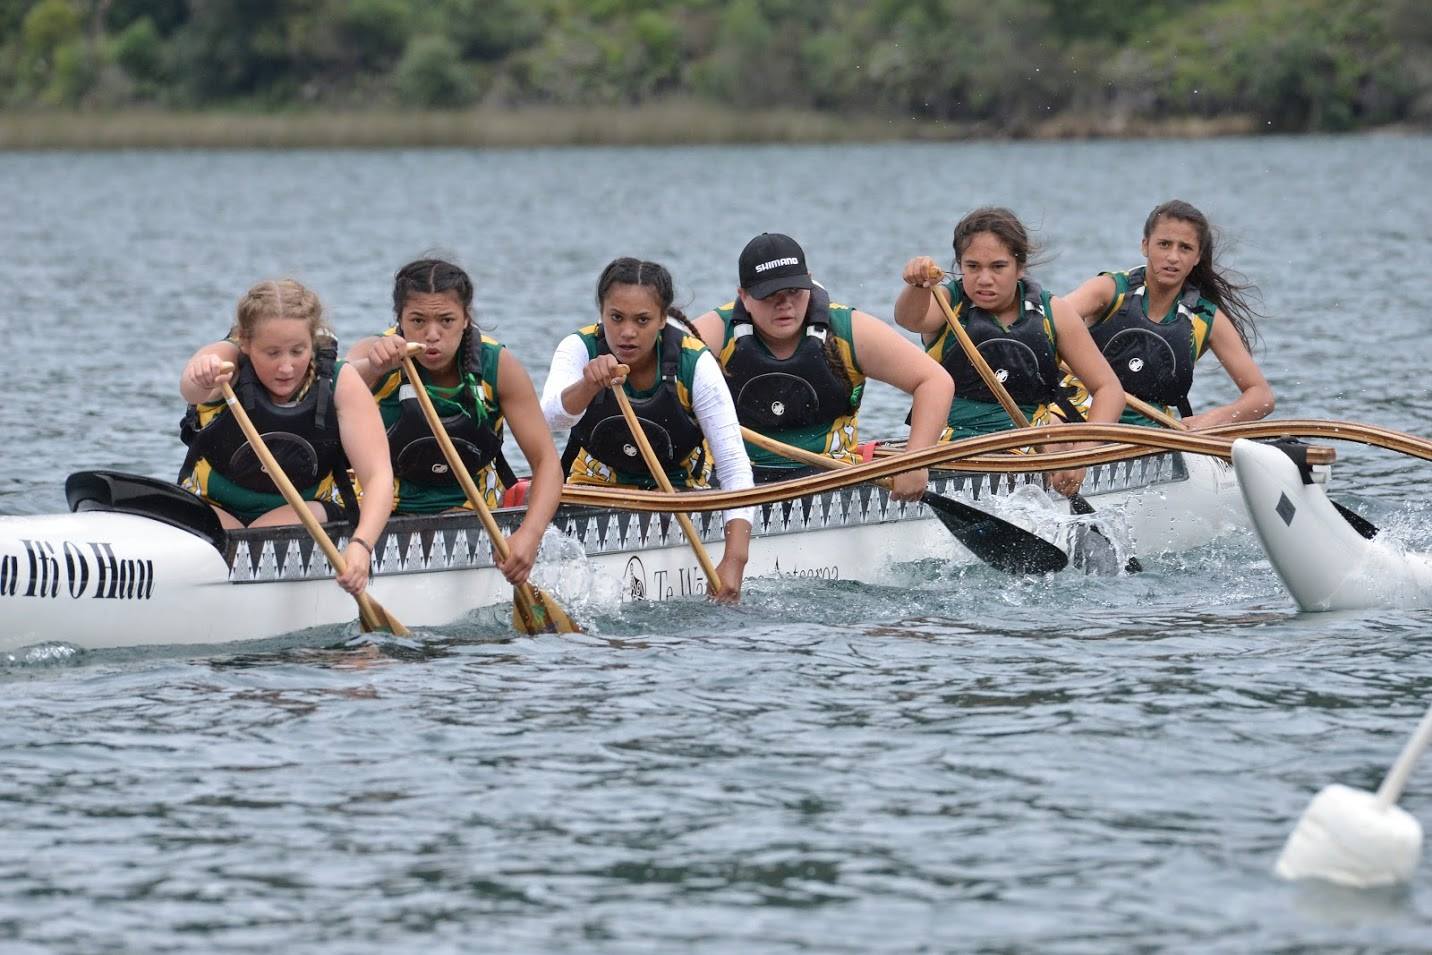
[0,103,1263,150]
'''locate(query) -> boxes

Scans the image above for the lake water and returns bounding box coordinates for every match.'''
[2,135,1432,952]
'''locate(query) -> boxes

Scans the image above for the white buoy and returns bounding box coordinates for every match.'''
[1276,702,1432,888]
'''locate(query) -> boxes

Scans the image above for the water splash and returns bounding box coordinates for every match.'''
[0,641,82,668]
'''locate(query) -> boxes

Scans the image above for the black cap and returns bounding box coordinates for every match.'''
[738,233,814,300]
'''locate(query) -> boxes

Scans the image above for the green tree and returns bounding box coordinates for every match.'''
[103,0,188,35]
[18,0,84,99]
[47,34,97,103]
[336,0,410,70]
[394,33,476,107]
[433,0,543,62]
[168,0,293,102]
[0,0,37,42]
[693,0,785,106]
[110,14,164,86]
[23,0,82,55]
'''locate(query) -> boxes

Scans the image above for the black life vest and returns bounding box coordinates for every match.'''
[384,373,513,489]
[1090,266,1204,416]
[722,287,859,431]
[563,324,705,476]
[940,278,1061,406]
[178,344,356,509]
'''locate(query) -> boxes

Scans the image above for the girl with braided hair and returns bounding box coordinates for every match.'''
[540,256,755,602]
[347,258,562,588]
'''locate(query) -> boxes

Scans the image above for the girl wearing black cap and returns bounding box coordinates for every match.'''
[690,233,952,502]
[895,207,1123,497]
[540,257,755,601]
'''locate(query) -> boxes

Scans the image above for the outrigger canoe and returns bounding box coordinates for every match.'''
[1233,437,1432,612]
[0,433,1242,652]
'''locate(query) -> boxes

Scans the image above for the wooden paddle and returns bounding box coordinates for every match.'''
[216,363,408,635]
[927,269,1136,573]
[399,351,580,634]
[740,427,1068,574]
[609,365,725,595]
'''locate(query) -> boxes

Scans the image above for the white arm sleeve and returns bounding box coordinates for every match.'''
[690,350,756,529]
[539,334,591,430]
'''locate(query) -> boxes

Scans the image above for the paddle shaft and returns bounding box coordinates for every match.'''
[1053,359,1186,431]
[1123,394,1186,431]
[741,426,885,484]
[399,353,512,562]
[609,366,724,594]
[399,352,580,635]
[216,370,399,634]
[1378,700,1432,807]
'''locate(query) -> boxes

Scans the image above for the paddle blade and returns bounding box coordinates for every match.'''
[922,492,1068,575]
[511,584,581,635]
[357,592,411,636]
[1067,494,1142,575]
[1070,524,1121,576]
[1332,500,1379,540]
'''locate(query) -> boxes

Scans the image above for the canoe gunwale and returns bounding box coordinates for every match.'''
[215,451,1192,585]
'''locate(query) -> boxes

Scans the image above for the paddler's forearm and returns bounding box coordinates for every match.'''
[516,452,564,536]
[1202,384,1276,428]
[559,379,602,417]
[351,473,394,552]
[906,375,952,451]
[894,284,935,332]
[1073,382,1127,450]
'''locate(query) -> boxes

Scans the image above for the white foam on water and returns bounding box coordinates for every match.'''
[1,641,82,668]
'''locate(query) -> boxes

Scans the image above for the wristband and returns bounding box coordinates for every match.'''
[349,536,372,555]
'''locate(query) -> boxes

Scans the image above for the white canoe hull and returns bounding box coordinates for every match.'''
[1232,438,1432,612]
[1,452,1242,651]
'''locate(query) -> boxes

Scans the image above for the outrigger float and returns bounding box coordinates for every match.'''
[1233,434,1432,612]
[1,421,1426,651]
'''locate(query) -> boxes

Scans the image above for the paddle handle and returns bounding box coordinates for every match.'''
[399,353,512,562]
[609,366,724,594]
[400,351,568,633]
[1125,395,1187,431]
[1377,699,1432,808]
[926,263,1031,430]
[739,425,903,493]
[1056,360,1187,431]
[215,367,386,632]
[742,427,848,471]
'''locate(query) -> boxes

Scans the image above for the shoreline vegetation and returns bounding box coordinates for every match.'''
[0,105,1281,151]
[4,1,1428,150]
